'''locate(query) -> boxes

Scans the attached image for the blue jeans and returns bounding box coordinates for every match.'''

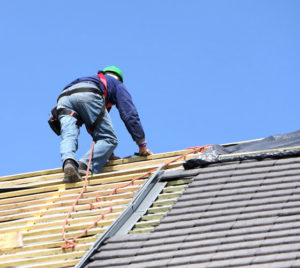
[57,82,118,173]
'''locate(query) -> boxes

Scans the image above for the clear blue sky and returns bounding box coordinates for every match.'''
[0,0,299,176]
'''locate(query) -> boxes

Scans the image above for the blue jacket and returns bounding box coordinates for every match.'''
[63,74,145,145]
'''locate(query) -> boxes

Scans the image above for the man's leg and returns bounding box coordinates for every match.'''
[59,115,82,182]
[79,110,118,174]
[67,92,118,174]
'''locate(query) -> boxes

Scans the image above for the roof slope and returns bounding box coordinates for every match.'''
[0,150,197,268]
[87,152,300,267]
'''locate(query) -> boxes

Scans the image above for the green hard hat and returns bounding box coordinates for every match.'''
[103,66,123,82]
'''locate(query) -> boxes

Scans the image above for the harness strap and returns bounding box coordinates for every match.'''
[106,102,113,112]
[57,88,102,102]
[57,108,84,126]
[80,72,109,134]
[87,103,106,134]
[97,73,115,112]
[97,73,107,97]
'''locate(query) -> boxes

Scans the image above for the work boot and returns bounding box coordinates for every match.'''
[109,153,121,160]
[63,159,83,183]
[78,161,92,177]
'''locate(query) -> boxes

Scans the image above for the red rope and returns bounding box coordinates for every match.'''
[61,144,210,249]
[61,140,95,249]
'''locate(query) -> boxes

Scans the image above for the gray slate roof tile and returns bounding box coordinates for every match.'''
[137,242,181,255]
[93,248,138,259]
[107,233,151,242]
[249,260,300,268]
[88,257,131,267]
[127,258,170,268]
[101,240,145,250]
[142,235,186,247]
[86,155,300,268]
[169,195,300,217]
[169,200,300,219]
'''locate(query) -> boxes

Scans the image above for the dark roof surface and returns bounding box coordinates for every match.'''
[86,155,300,268]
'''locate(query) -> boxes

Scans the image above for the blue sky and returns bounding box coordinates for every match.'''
[0,1,299,176]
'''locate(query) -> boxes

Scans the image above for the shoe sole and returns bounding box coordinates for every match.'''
[64,164,83,183]
[78,169,91,177]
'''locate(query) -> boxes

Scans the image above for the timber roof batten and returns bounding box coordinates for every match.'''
[0,149,200,267]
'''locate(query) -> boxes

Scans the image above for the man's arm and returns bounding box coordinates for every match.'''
[115,84,152,156]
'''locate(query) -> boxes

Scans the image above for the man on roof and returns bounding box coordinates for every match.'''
[56,66,152,182]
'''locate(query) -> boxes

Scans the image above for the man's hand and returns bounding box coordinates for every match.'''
[139,146,153,156]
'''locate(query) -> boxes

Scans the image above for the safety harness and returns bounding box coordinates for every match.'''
[48,72,113,136]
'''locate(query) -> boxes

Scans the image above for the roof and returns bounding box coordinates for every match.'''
[0,149,197,268]
[86,152,300,268]
[2,130,300,268]
[81,130,300,268]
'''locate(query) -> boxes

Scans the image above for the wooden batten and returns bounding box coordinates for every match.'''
[0,149,195,267]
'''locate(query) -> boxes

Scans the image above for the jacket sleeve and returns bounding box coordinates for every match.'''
[115,84,146,145]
